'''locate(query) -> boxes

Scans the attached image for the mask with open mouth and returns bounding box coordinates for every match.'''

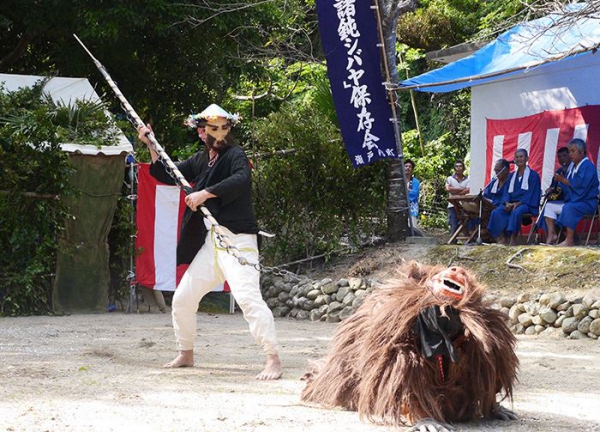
[428,266,467,301]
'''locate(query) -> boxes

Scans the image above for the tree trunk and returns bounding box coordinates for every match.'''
[381,0,417,241]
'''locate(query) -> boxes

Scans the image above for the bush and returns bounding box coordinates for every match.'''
[0,79,122,315]
[251,102,388,265]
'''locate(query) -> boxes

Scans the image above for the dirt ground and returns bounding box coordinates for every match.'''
[1,242,600,432]
[0,311,599,432]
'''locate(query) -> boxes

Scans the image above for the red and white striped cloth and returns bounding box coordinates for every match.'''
[485,105,600,191]
[135,163,229,292]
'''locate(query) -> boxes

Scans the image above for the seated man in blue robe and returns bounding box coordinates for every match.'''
[483,158,510,207]
[487,149,541,245]
[544,138,599,246]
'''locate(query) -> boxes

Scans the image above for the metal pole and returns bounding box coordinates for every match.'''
[126,156,138,313]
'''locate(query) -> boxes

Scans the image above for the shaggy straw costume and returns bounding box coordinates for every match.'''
[301,261,518,427]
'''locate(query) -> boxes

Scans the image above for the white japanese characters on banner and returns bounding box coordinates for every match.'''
[317,0,397,167]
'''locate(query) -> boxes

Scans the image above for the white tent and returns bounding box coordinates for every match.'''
[0,73,133,155]
[399,6,600,192]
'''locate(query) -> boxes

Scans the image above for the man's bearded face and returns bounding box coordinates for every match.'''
[202,116,232,152]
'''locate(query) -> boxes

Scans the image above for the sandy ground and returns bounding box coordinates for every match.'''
[1,311,600,432]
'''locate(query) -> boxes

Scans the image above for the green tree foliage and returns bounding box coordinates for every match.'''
[0,80,120,315]
[395,0,531,227]
[251,73,387,264]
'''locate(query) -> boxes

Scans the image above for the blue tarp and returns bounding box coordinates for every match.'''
[399,5,600,93]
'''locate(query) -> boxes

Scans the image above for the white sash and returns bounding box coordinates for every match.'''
[508,166,530,194]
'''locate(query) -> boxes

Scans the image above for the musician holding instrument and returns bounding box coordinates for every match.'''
[487,149,541,245]
[543,139,599,246]
[545,147,571,202]
[137,104,282,380]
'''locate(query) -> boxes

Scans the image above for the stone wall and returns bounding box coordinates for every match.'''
[261,275,600,339]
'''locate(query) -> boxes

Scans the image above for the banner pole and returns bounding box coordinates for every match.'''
[370,0,414,236]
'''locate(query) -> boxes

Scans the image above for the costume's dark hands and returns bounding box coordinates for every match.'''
[493,405,518,421]
[409,418,454,432]
[136,124,153,146]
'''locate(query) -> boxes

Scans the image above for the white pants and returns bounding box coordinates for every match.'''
[171,226,279,355]
[545,201,564,220]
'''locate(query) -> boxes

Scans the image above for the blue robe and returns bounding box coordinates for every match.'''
[487,168,541,238]
[408,177,420,218]
[557,158,599,230]
[483,177,509,208]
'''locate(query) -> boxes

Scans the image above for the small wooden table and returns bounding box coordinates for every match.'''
[447,194,495,244]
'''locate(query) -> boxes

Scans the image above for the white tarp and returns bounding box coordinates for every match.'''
[0,73,133,154]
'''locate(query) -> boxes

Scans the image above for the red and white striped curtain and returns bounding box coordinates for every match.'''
[135,163,228,292]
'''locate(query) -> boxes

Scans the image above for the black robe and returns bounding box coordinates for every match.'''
[149,145,259,265]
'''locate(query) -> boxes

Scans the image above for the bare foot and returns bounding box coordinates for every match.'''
[163,350,194,368]
[256,354,282,380]
[557,240,575,247]
[546,235,557,245]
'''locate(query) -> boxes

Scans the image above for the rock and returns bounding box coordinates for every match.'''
[313,295,327,307]
[499,296,517,308]
[500,307,510,317]
[523,301,539,315]
[266,298,279,309]
[514,324,526,335]
[517,293,530,303]
[541,327,559,336]
[301,300,314,311]
[348,278,362,290]
[326,313,341,323]
[321,282,338,295]
[578,316,593,334]
[306,289,320,300]
[582,290,600,308]
[352,296,365,308]
[556,301,571,312]
[538,293,550,306]
[277,292,290,303]
[592,300,600,309]
[539,306,558,324]
[589,318,600,336]
[572,304,589,320]
[296,310,309,320]
[272,306,290,317]
[547,292,566,309]
[337,278,349,287]
[508,304,525,323]
[524,326,537,335]
[561,317,580,334]
[518,313,534,327]
[342,292,356,306]
[337,287,350,301]
[569,330,588,340]
[588,332,599,340]
[309,309,323,322]
[328,301,344,313]
[555,315,566,327]
[589,309,599,319]
[531,315,545,326]
[339,306,354,321]
[565,305,574,318]
[355,289,367,298]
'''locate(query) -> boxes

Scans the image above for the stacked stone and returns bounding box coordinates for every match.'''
[260,274,376,322]
[498,292,600,339]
